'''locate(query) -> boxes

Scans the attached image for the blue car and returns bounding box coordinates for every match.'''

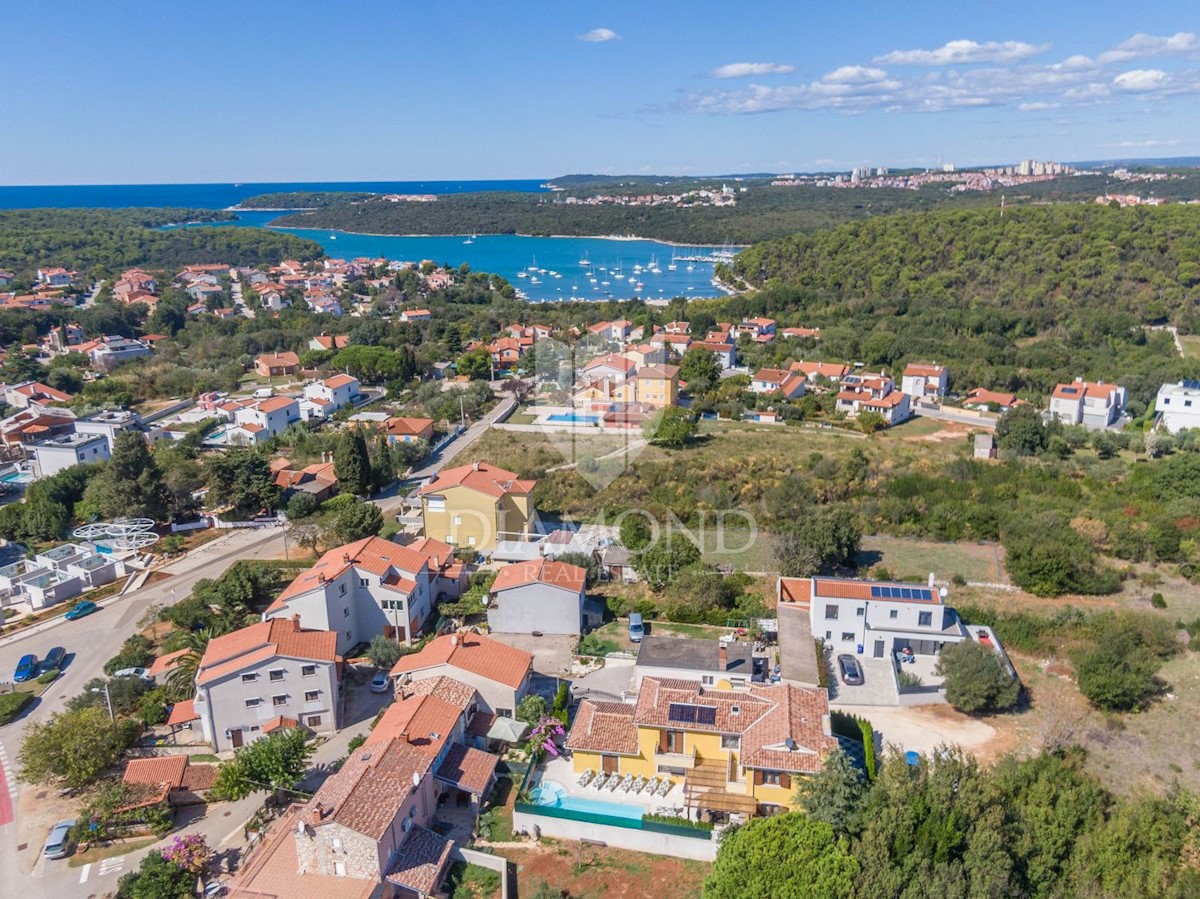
[14,654,38,683]
[64,601,97,621]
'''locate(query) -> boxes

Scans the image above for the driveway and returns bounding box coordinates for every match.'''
[836,705,999,757]
[488,633,576,678]
[827,656,899,706]
[571,660,635,703]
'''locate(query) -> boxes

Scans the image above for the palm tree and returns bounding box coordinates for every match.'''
[165,618,233,702]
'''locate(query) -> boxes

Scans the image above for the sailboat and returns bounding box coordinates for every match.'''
[613,261,625,281]
[528,256,538,271]
[463,233,476,244]
[579,251,590,266]
[668,250,678,272]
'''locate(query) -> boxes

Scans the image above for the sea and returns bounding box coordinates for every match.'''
[0,180,734,303]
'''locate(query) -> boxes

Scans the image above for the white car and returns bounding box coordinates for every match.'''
[111,667,151,680]
[370,671,390,694]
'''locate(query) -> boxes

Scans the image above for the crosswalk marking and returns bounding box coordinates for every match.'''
[79,863,92,883]
[98,856,125,876]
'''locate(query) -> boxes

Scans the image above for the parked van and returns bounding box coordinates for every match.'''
[253,388,274,399]
[628,613,644,643]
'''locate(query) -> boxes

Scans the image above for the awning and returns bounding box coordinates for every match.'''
[486,717,529,743]
[435,744,498,795]
[686,789,758,815]
[167,699,200,726]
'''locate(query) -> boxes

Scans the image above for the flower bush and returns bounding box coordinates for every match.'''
[161,832,211,875]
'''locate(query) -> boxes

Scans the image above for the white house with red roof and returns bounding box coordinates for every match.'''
[790,360,849,386]
[3,380,73,410]
[1049,378,1127,429]
[390,631,533,719]
[302,373,360,418]
[696,340,736,370]
[750,368,806,399]
[307,332,350,352]
[734,317,776,342]
[228,395,301,444]
[190,616,341,752]
[963,388,1022,412]
[486,557,587,635]
[36,267,78,287]
[264,536,460,651]
[901,362,949,399]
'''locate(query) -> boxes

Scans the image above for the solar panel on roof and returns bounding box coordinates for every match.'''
[901,588,912,599]
[668,703,697,724]
[696,706,717,726]
[1184,379,1200,391]
[871,586,882,598]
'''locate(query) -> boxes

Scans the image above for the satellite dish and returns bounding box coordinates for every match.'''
[939,587,949,598]
[784,737,796,751]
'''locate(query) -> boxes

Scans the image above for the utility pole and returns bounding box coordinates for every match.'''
[91,683,115,730]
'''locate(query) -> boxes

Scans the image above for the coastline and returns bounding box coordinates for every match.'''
[265,223,746,249]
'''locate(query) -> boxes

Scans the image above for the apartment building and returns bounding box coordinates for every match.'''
[1048,378,1126,429]
[418,462,538,552]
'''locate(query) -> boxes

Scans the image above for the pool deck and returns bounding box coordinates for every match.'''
[533,755,692,818]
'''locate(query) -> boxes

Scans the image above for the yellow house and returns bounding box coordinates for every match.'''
[418,461,538,552]
[566,678,837,819]
[630,364,680,409]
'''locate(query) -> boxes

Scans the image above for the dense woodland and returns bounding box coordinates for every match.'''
[236,191,374,209]
[0,208,323,280]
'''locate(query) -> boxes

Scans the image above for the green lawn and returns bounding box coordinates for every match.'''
[857,536,1002,583]
[1179,334,1200,359]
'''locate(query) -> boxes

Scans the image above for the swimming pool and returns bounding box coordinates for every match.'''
[0,471,32,484]
[532,780,642,821]
[545,413,599,425]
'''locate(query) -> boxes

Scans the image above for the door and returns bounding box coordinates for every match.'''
[601,754,618,775]
[873,640,885,659]
[230,728,244,749]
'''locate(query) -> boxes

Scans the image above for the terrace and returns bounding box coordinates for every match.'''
[529,755,691,819]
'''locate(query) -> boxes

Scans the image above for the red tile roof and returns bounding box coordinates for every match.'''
[565,700,639,755]
[391,632,532,689]
[903,362,944,377]
[256,396,297,413]
[166,698,200,725]
[435,744,497,795]
[255,351,300,368]
[418,462,536,499]
[269,536,433,609]
[148,648,190,678]
[385,826,453,895]
[490,557,586,595]
[197,618,338,685]
[324,373,358,389]
[123,754,188,789]
[263,715,300,733]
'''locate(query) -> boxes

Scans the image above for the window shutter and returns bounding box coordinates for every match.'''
[659,731,669,752]
[753,770,763,786]
[780,773,791,790]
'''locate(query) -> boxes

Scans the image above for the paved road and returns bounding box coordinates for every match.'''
[395,393,517,492]
[0,527,287,899]
[914,405,999,430]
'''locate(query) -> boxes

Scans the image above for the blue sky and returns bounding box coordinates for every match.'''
[2,0,1198,183]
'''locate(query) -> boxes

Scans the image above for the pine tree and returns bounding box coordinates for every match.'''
[84,430,170,521]
[334,430,371,496]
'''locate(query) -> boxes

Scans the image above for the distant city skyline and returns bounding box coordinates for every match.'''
[2,0,1198,185]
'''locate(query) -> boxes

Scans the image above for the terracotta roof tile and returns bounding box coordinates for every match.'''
[435,744,497,795]
[166,698,199,725]
[418,462,535,499]
[123,754,189,789]
[385,826,453,895]
[565,700,639,755]
[490,558,586,595]
[196,618,338,685]
[391,632,531,689]
[269,536,432,609]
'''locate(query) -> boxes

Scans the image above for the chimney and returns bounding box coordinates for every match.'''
[472,461,480,471]
[343,553,350,563]
[450,634,458,647]
[719,644,728,671]
[291,614,301,629]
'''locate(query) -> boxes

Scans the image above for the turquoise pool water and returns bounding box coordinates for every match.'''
[532,781,642,821]
[1,472,32,484]
[546,413,599,425]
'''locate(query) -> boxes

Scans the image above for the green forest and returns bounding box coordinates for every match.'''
[236,191,375,209]
[0,208,324,279]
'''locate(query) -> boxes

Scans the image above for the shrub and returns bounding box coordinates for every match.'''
[578,633,618,656]
[346,733,366,754]
[644,813,715,831]
[36,668,60,685]
[364,634,406,670]
[0,691,32,724]
[516,694,548,724]
[935,640,1020,714]
[815,639,830,689]
[1150,592,1167,609]
[103,633,155,675]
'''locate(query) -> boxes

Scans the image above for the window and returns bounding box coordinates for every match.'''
[496,707,513,719]
[824,604,839,620]
[467,536,476,546]
[663,730,684,753]
[338,583,346,596]
[273,695,288,706]
[730,677,746,687]
[241,673,258,683]
[762,770,783,786]
[359,578,369,587]
[343,607,349,617]
[331,837,342,851]
[856,607,865,617]
[889,609,899,620]
[426,496,446,512]
[841,632,855,642]
[757,803,785,817]
[305,691,320,702]
[721,735,740,750]
[333,861,347,877]
[308,715,322,727]
[301,665,317,677]
[825,631,832,640]
[244,698,262,708]
[701,675,714,685]
[269,669,284,682]
[249,725,260,732]
[918,611,933,627]
[345,630,352,641]
[453,515,462,525]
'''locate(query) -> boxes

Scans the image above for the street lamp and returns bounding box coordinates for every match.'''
[91,682,115,726]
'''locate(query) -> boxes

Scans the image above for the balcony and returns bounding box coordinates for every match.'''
[653,744,697,769]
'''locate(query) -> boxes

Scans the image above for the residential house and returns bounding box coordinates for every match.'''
[4,380,72,409]
[664,321,691,336]
[650,332,692,355]
[486,558,587,636]
[0,407,76,448]
[786,574,968,659]
[89,335,152,369]
[275,461,338,503]
[734,317,776,343]
[633,637,755,691]
[631,364,681,408]
[582,353,637,382]
[385,416,434,445]
[0,542,125,613]
[586,320,632,343]
[228,396,301,444]
[566,677,836,819]
[623,344,669,368]
[1156,380,1200,433]
[780,327,821,340]
[418,461,538,552]
[790,360,849,387]
[390,631,533,719]
[191,616,341,752]
[74,409,144,452]
[750,368,806,399]
[399,308,432,323]
[303,374,361,418]
[836,374,911,424]
[695,340,735,370]
[36,267,77,287]
[1049,378,1127,429]
[28,432,110,478]
[901,363,949,399]
[308,333,350,352]
[255,351,301,378]
[263,536,461,651]
[963,388,1021,412]
[121,755,218,810]
[597,544,637,583]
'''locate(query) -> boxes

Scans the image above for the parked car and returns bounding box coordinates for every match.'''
[43,820,76,860]
[837,654,864,686]
[370,671,390,694]
[64,600,98,620]
[628,612,645,643]
[13,654,38,683]
[111,667,150,680]
[41,647,65,672]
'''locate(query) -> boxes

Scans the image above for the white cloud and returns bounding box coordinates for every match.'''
[711,62,794,78]
[1019,101,1060,111]
[578,28,621,43]
[1103,138,1182,148]
[873,39,1049,66]
[1099,32,1199,64]
[821,65,888,84]
[1114,69,1170,91]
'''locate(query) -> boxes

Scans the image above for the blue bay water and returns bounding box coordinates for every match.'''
[0,180,733,302]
